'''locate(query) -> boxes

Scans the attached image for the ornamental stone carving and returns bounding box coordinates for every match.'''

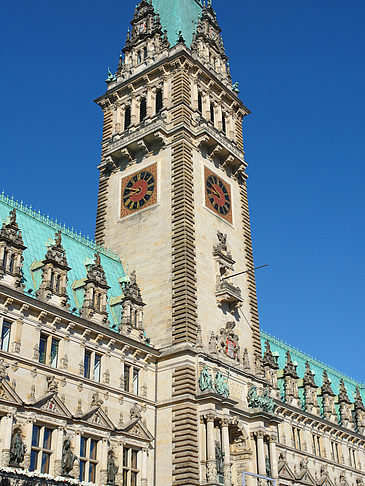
[213,231,243,310]
[81,252,110,325]
[0,209,26,290]
[121,270,146,334]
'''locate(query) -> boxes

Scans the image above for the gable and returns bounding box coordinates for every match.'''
[31,393,72,418]
[278,462,296,481]
[297,470,316,485]
[77,407,115,429]
[123,419,153,442]
[0,380,23,405]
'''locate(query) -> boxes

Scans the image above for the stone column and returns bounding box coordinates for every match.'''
[1,412,14,466]
[221,418,231,486]
[23,415,35,469]
[202,91,210,120]
[131,96,138,126]
[116,441,124,486]
[269,435,278,479]
[73,431,81,479]
[206,414,217,483]
[141,447,148,486]
[199,417,207,481]
[216,104,223,131]
[256,431,266,477]
[100,437,109,485]
[10,318,22,354]
[227,111,235,141]
[147,87,154,117]
[192,76,199,111]
[54,426,65,476]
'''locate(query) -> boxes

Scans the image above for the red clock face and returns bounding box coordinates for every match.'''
[204,167,232,223]
[121,163,157,218]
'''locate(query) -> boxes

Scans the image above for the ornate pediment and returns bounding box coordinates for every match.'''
[31,393,72,418]
[122,418,153,442]
[77,406,115,429]
[0,379,23,405]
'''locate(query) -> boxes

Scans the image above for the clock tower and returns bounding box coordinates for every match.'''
[95,1,265,483]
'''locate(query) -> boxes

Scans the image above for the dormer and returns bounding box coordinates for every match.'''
[36,231,70,308]
[115,0,170,82]
[0,209,26,290]
[191,3,231,86]
[80,252,110,325]
[121,270,146,338]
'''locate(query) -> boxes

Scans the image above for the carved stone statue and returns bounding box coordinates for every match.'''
[91,391,104,408]
[214,370,229,397]
[61,437,77,476]
[9,429,26,467]
[198,365,214,392]
[215,441,224,474]
[130,402,142,420]
[46,375,58,393]
[0,359,10,380]
[106,449,118,484]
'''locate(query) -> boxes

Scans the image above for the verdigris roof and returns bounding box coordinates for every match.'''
[261,330,365,404]
[152,0,203,46]
[0,193,127,330]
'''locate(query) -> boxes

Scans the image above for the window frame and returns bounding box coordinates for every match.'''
[79,436,99,483]
[39,333,59,367]
[84,348,102,382]
[0,318,11,352]
[123,446,140,486]
[30,425,54,474]
[124,363,140,394]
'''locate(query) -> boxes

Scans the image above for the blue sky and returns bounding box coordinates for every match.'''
[1,0,364,382]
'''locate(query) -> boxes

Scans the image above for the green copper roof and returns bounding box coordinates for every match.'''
[0,193,127,330]
[261,330,365,404]
[151,0,203,46]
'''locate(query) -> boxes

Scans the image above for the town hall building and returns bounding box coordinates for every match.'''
[0,1,364,486]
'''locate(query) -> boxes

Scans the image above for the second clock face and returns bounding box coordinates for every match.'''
[121,163,157,218]
[204,167,232,223]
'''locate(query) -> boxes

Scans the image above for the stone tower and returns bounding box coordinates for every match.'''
[95,1,263,483]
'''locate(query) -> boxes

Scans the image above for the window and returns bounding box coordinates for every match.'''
[140,98,147,122]
[39,334,48,364]
[2,249,8,269]
[312,434,322,457]
[291,426,301,450]
[0,320,11,351]
[155,89,163,113]
[79,437,98,483]
[198,93,202,114]
[30,425,53,473]
[9,254,14,273]
[144,46,148,60]
[123,447,139,486]
[124,364,140,394]
[124,106,131,130]
[331,441,340,462]
[39,334,59,367]
[222,113,226,134]
[50,338,59,368]
[349,448,356,468]
[84,350,91,379]
[210,103,215,124]
[84,349,102,381]
[94,354,101,382]
[137,50,142,64]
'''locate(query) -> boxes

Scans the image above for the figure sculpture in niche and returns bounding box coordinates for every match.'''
[214,370,229,397]
[107,449,118,484]
[215,441,224,476]
[61,436,78,476]
[9,429,26,467]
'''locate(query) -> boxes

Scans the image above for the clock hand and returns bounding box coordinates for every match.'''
[128,187,142,195]
[210,186,221,198]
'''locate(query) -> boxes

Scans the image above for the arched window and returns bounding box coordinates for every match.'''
[155,89,163,113]
[50,269,54,289]
[55,274,60,293]
[210,103,215,124]
[124,106,131,130]
[198,93,202,114]
[2,249,8,269]
[140,98,147,122]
